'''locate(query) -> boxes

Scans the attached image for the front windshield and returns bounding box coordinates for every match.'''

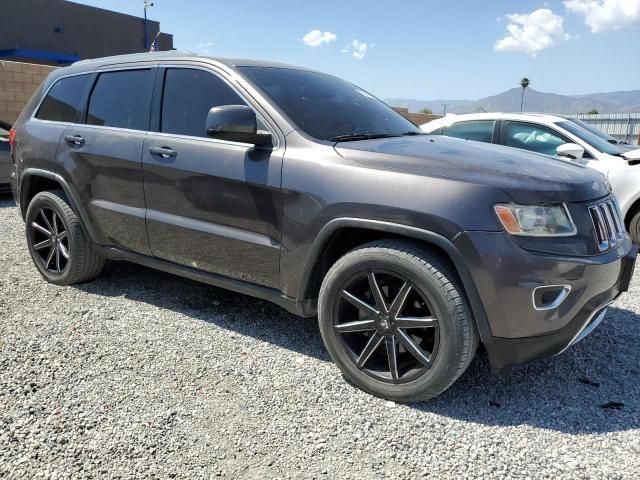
[238,66,421,141]
[557,121,626,156]
[566,118,619,144]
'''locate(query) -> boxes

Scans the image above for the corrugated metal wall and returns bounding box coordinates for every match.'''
[568,113,640,145]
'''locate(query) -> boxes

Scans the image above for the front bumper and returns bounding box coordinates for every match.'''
[454,231,636,372]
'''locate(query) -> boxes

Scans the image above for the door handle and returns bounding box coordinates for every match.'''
[64,135,85,146]
[149,146,177,159]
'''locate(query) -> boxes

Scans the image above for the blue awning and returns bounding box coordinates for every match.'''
[0,48,80,64]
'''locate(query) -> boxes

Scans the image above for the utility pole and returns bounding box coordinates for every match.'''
[442,104,449,116]
[143,1,154,50]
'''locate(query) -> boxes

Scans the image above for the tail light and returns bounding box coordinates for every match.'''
[8,128,16,149]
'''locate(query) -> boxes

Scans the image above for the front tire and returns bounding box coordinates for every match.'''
[629,210,640,245]
[318,240,478,402]
[25,190,104,285]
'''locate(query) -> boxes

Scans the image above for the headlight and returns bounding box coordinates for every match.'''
[494,203,577,237]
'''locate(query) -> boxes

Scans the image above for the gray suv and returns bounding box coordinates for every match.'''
[9,53,637,401]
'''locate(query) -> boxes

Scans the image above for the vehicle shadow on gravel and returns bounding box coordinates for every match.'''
[75,261,331,362]
[77,261,639,435]
[415,306,640,434]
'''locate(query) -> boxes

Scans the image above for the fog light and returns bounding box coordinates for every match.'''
[532,285,571,311]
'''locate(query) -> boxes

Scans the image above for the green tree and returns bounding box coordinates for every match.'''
[418,107,433,115]
[520,77,530,112]
[586,109,599,115]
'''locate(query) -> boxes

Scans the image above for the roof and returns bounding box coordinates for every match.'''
[420,112,570,130]
[67,51,315,73]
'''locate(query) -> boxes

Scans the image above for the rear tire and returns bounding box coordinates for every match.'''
[318,239,478,402]
[25,190,104,285]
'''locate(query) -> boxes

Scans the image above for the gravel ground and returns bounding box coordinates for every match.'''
[1,193,639,480]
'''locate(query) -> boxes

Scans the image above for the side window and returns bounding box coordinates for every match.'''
[87,69,155,130]
[36,75,92,123]
[505,122,567,156]
[161,68,251,138]
[443,120,494,143]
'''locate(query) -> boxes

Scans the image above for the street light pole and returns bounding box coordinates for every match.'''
[143,1,154,50]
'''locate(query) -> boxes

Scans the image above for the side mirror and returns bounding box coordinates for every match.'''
[556,143,585,161]
[205,105,272,146]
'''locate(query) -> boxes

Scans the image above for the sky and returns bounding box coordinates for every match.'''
[70,0,640,101]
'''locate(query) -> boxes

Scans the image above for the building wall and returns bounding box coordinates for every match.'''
[0,0,173,65]
[0,61,56,124]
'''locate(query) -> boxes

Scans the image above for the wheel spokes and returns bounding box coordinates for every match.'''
[52,212,59,235]
[58,241,69,260]
[389,282,412,317]
[334,320,376,333]
[341,290,379,317]
[386,335,399,383]
[396,329,432,367]
[32,222,51,237]
[367,272,388,313]
[39,209,54,233]
[395,317,437,329]
[45,245,56,268]
[356,333,384,368]
[33,239,52,250]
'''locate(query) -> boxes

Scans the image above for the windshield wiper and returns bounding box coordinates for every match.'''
[329,133,401,142]
[329,130,428,142]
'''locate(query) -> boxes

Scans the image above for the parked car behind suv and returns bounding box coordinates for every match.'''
[9,53,637,401]
[0,120,13,194]
[421,113,640,243]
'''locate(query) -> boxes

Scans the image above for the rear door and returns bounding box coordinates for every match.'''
[440,120,497,144]
[141,65,283,288]
[57,67,157,255]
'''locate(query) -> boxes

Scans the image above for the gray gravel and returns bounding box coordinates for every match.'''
[1,193,639,480]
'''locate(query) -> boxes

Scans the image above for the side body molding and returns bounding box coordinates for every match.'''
[296,218,493,342]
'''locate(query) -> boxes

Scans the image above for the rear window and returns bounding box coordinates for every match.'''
[36,75,92,123]
[87,69,155,130]
[443,120,495,143]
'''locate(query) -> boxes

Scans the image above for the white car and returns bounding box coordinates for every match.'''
[421,113,640,242]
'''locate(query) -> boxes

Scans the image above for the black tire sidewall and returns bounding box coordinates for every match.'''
[319,249,469,401]
[25,192,78,284]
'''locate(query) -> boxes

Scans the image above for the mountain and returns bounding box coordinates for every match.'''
[386,88,640,115]
[384,98,473,115]
[573,90,640,110]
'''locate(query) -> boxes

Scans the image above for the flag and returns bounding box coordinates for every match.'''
[149,32,161,52]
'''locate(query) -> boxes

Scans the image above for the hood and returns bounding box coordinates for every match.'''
[335,135,611,203]
[621,148,640,161]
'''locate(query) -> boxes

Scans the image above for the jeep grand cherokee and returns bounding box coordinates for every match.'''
[8,53,637,401]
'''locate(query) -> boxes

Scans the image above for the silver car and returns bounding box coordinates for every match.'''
[0,120,12,193]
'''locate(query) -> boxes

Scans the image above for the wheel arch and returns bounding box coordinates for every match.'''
[20,168,101,244]
[296,218,493,343]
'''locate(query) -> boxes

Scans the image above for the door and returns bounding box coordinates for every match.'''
[57,68,156,255]
[142,67,283,288]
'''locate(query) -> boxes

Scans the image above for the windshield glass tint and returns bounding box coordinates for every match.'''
[238,66,420,141]
[557,121,624,156]
[566,118,617,143]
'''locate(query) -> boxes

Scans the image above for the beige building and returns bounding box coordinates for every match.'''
[0,61,56,124]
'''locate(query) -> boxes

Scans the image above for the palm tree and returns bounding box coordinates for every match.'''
[520,77,530,112]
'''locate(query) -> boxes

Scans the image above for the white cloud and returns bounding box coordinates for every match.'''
[564,0,640,32]
[351,40,368,59]
[494,8,567,56]
[302,29,337,47]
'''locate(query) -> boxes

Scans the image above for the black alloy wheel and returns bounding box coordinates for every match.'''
[29,206,70,274]
[334,270,440,384]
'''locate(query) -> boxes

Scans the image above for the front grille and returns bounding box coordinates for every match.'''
[589,199,625,251]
